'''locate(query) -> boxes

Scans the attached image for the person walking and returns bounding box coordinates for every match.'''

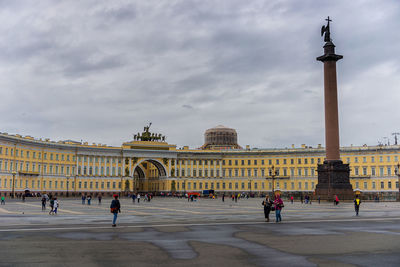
[334,195,339,205]
[98,195,102,204]
[81,194,86,205]
[137,194,141,203]
[49,198,55,215]
[354,195,361,216]
[222,194,225,202]
[53,198,59,215]
[290,196,294,204]
[87,195,92,205]
[41,196,46,211]
[262,196,273,222]
[273,195,284,223]
[1,196,5,205]
[131,194,136,203]
[110,194,121,227]
[318,196,321,204]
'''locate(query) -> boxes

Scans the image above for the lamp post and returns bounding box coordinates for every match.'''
[11,171,17,198]
[395,163,400,202]
[66,176,70,197]
[268,165,277,196]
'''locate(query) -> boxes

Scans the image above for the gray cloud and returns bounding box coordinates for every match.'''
[0,0,399,149]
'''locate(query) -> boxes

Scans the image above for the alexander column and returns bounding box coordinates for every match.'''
[315,17,354,200]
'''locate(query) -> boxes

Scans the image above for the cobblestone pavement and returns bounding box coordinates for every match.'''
[1,197,400,266]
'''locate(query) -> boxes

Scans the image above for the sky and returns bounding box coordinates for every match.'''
[0,0,400,149]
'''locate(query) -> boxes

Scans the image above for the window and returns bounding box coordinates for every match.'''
[261,160,264,165]
[284,159,287,164]
[269,159,272,165]
[380,167,384,176]
[387,167,391,176]
[254,160,257,165]
[254,169,258,177]
[235,160,238,166]
[298,169,302,176]
[381,181,384,189]
[364,182,367,189]
[372,181,376,189]
[298,182,302,189]
[305,182,308,189]
[290,159,294,164]
[354,167,359,176]
[388,181,392,189]
[363,157,366,163]
[275,159,279,165]
[304,159,308,164]
[298,159,301,164]
[362,167,367,176]
[379,156,383,163]
[371,157,375,163]
[354,157,358,163]
[355,181,359,188]
[371,167,376,176]
[387,156,391,162]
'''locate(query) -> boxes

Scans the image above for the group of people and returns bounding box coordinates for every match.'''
[262,195,284,223]
[130,193,152,203]
[41,195,59,215]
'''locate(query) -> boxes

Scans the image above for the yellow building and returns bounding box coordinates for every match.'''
[0,126,399,199]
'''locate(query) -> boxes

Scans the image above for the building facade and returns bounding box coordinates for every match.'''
[0,130,399,199]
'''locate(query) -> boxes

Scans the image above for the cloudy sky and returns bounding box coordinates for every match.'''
[0,0,399,149]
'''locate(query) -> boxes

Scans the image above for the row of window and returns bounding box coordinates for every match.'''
[177,168,315,178]
[346,156,399,164]
[177,166,400,178]
[0,178,121,190]
[177,155,400,167]
[78,156,122,164]
[176,181,317,191]
[77,166,122,176]
[0,161,75,175]
[0,147,75,161]
[354,181,400,189]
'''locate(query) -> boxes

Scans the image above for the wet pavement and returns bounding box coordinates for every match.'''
[0,197,400,266]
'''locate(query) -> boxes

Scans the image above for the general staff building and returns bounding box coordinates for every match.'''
[0,125,399,199]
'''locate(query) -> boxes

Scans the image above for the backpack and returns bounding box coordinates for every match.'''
[356,199,360,205]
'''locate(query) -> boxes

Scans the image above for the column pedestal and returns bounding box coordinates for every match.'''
[315,160,354,200]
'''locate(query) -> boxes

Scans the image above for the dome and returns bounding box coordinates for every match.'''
[202,125,241,150]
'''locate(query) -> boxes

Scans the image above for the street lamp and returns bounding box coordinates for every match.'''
[11,171,17,198]
[66,176,70,197]
[268,165,277,196]
[395,163,400,202]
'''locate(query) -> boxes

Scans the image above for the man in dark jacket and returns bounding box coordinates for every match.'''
[110,194,121,227]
